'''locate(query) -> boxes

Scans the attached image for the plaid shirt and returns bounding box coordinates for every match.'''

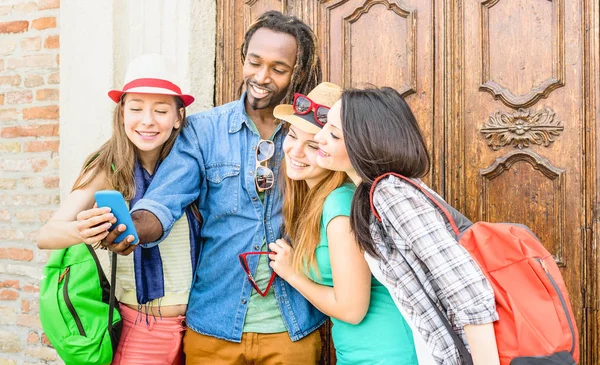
[368,176,498,365]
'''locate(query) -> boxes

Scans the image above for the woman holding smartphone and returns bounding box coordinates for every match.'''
[37,54,200,365]
[268,82,418,365]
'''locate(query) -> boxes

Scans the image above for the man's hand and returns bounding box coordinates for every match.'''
[99,223,137,256]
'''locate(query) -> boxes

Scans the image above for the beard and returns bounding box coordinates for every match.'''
[245,79,285,110]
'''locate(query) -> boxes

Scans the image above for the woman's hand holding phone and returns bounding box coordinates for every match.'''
[92,190,140,255]
[75,205,117,246]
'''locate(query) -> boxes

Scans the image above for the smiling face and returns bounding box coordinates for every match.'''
[243,27,298,112]
[283,125,330,188]
[314,100,354,175]
[122,93,182,162]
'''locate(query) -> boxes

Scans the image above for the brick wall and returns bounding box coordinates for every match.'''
[0,0,62,364]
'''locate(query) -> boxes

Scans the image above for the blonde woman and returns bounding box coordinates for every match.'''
[268,83,418,365]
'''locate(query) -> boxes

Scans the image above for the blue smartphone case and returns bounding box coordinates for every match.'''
[94,190,139,245]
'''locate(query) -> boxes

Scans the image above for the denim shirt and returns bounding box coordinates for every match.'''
[131,94,327,342]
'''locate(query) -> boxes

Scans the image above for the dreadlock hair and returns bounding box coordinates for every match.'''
[240,10,322,103]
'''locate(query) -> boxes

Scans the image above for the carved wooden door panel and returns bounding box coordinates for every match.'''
[450,0,596,363]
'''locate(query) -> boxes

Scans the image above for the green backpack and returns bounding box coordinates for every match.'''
[40,244,121,365]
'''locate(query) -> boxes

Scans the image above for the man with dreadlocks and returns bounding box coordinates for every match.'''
[103,10,326,364]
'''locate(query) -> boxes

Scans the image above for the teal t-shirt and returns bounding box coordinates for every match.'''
[309,184,419,365]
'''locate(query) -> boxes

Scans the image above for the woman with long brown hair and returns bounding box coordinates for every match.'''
[268,82,418,365]
[314,86,500,365]
[37,54,200,364]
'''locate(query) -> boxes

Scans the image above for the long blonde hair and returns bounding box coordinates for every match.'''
[72,95,186,200]
[281,159,348,276]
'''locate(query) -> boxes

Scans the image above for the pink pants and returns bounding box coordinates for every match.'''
[112,303,186,365]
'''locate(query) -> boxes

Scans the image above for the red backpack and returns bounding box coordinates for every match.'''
[370,173,579,365]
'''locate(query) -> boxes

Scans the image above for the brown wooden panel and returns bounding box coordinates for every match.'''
[480,150,566,264]
[318,0,440,190]
[454,0,587,361]
[480,0,564,108]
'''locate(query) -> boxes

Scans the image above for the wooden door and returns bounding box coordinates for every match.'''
[215,0,598,363]
[449,0,597,363]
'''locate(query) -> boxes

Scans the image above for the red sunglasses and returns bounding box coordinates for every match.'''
[293,93,330,126]
[238,252,277,297]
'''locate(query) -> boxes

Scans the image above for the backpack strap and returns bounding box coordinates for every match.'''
[108,251,117,335]
[369,172,460,236]
[400,250,474,365]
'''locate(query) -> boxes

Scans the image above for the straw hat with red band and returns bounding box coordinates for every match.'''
[274,82,342,134]
[108,54,195,107]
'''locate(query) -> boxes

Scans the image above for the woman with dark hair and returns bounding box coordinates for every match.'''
[314,86,501,365]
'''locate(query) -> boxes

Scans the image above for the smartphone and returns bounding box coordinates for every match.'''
[94,190,139,245]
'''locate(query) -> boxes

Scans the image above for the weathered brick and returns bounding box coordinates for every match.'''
[0,248,34,261]
[23,346,57,361]
[12,2,37,13]
[47,72,59,84]
[40,333,51,346]
[26,331,39,343]
[7,54,55,69]
[23,105,59,120]
[20,37,41,52]
[24,140,59,152]
[0,142,21,153]
[0,75,21,87]
[6,90,33,104]
[0,39,17,54]
[31,17,55,30]
[14,210,37,223]
[20,177,43,189]
[0,230,25,240]
[24,74,43,87]
[0,108,19,122]
[35,88,58,101]
[17,314,41,329]
[0,21,29,34]
[0,94,4,105]
[38,210,55,223]
[0,289,19,300]
[22,284,39,293]
[42,175,59,188]
[25,299,38,314]
[0,307,17,325]
[0,209,11,221]
[31,159,48,172]
[0,280,19,289]
[1,123,59,138]
[0,6,12,16]
[0,179,17,189]
[0,331,21,353]
[26,231,39,242]
[0,194,58,206]
[0,159,47,173]
[39,0,60,10]
[0,360,17,365]
[44,35,59,49]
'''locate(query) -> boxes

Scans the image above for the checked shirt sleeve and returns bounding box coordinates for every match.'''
[373,178,498,328]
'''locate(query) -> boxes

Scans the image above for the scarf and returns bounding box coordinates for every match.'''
[130,159,201,306]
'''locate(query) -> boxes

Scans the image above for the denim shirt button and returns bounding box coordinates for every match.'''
[252,197,258,202]
[241,299,247,304]
[280,297,285,303]
[250,171,254,175]
[254,245,259,250]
